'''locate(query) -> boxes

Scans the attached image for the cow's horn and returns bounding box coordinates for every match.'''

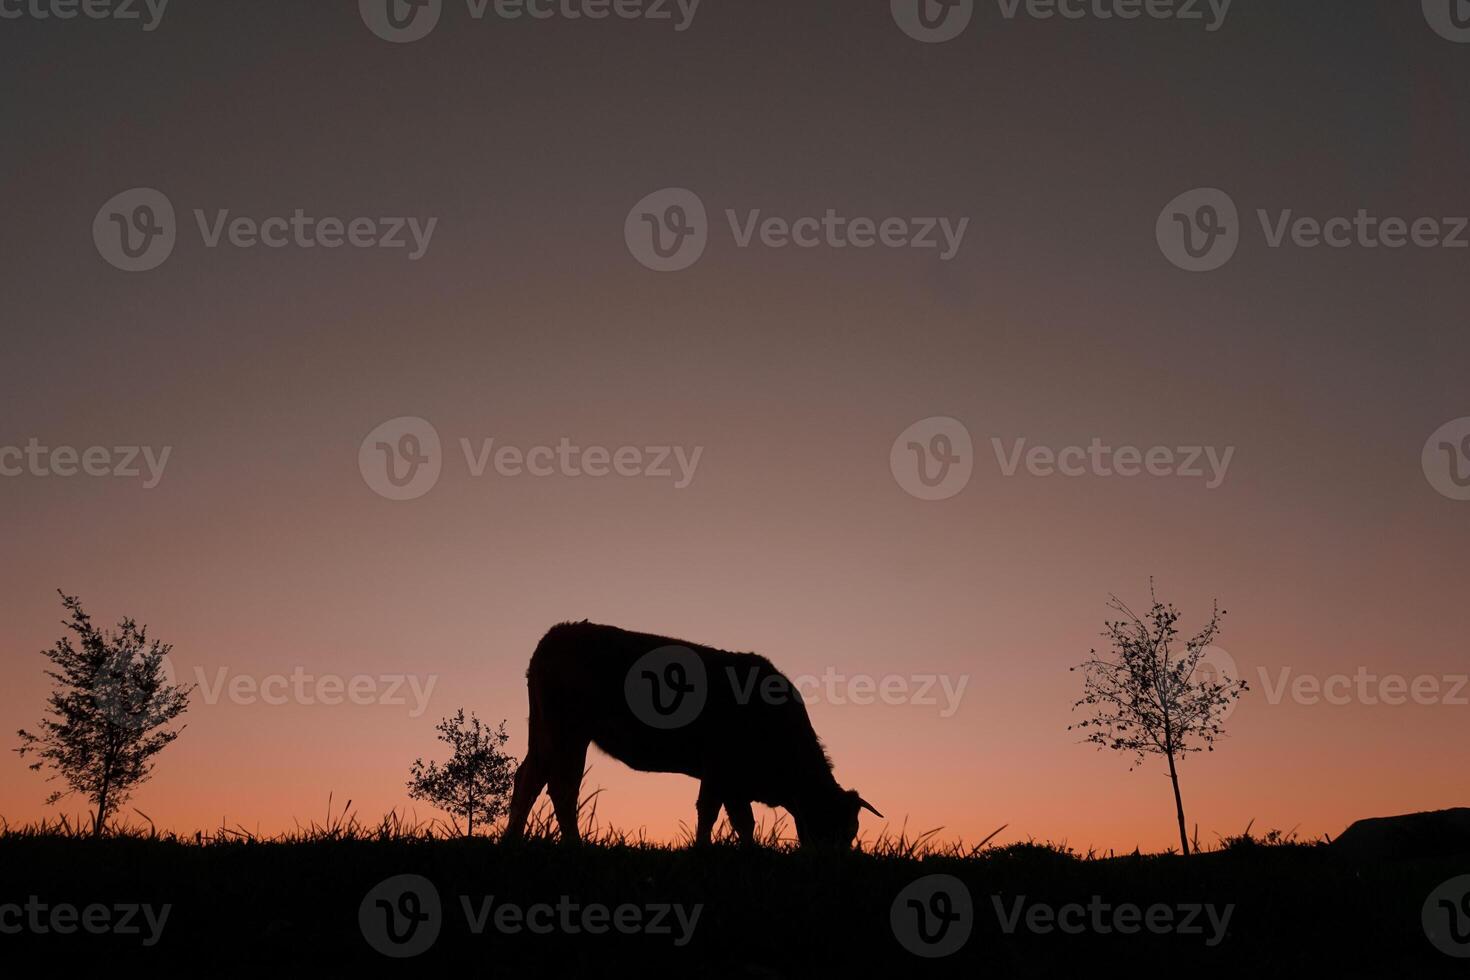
[858,797,884,819]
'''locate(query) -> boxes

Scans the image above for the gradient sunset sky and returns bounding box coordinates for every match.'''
[2,1,1468,853]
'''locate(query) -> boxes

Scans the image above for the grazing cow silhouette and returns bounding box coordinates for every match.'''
[503,621,882,847]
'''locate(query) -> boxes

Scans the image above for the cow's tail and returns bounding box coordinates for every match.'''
[503,664,548,840]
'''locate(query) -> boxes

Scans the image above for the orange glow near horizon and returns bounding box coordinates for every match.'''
[3,423,1466,852]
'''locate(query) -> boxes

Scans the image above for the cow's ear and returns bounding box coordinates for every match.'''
[857,796,884,819]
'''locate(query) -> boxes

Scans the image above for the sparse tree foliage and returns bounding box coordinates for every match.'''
[1069,583,1247,856]
[16,592,193,836]
[407,709,516,837]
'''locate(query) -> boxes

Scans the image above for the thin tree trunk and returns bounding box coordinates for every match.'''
[94,779,110,838]
[1166,748,1189,856]
[94,740,113,837]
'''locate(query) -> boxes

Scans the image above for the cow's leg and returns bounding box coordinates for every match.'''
[695,781,722,846]
[503,752,546,841]
[546,738,589,845]
[725,798,756,846]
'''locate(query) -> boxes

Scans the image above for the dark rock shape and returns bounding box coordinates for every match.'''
[1333,808,1470,860]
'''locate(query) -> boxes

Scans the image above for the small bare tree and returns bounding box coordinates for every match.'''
[16,592,193,836]
[1069,583,1247,855]
[407,709,516,837]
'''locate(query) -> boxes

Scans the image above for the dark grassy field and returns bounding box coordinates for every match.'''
[0,815,1463,977]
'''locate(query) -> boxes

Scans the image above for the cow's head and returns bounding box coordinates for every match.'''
[795,786,883,848]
